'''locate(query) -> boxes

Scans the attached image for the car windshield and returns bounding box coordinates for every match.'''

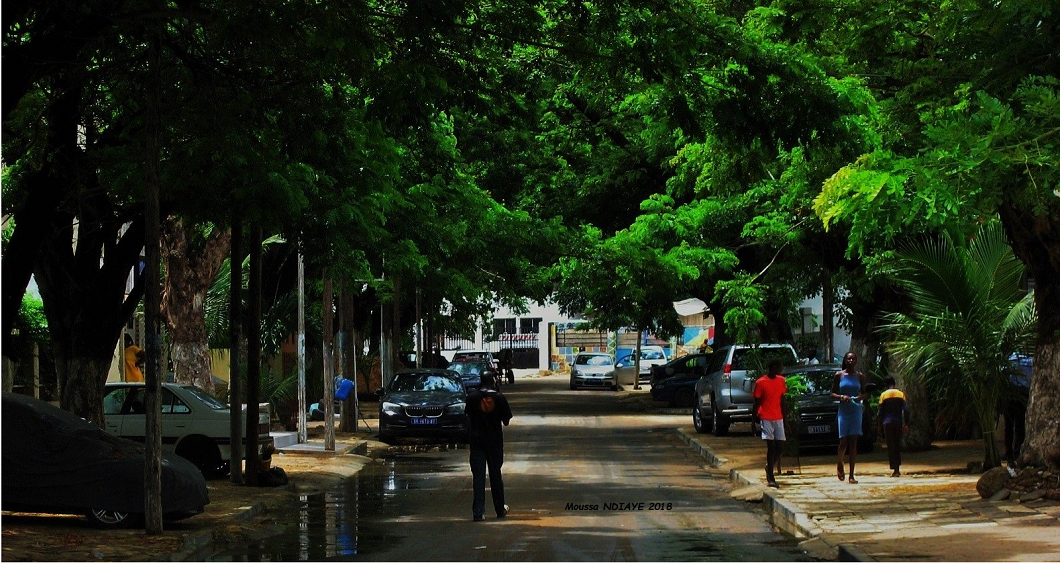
[181,385,227,409]
[789,370,837,395]
[576,354,612,366]
[641,349,665,360]
[390,373,463,393]
[448,362,487,375]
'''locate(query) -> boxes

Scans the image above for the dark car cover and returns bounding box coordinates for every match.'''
[1,392,208,517]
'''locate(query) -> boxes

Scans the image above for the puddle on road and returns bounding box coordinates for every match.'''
[205,448,458,561]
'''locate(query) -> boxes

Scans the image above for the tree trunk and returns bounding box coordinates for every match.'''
[1021,340,1060,469]
[821,276,835,361]
[54,355,111,425]
[999,200,1060,470]
[161,217,231,394]
[1,78,79,362]
[244,224,263,486]
[35,211,145,425]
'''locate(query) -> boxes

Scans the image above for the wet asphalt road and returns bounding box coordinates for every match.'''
[209,376,812,561]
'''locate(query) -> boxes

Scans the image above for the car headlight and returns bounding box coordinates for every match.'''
[571,369,580,377]
[381,401,403,416]
[448,402,466,415]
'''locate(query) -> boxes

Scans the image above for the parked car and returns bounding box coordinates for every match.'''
[615,345,668,384]
[102,382,273,478]
[693,343,798,436]
[448,349,497,369]
[649,353,711,407]
[376,369,469,444]
[446,359,492,389]
[2,392,208,528]
[781,365,877,452]
[570,352,618,390]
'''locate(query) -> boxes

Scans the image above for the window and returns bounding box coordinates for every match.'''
[104,388,130,416]
[520,317,541,334]
[162,389,191,414]
[493,318,516,337]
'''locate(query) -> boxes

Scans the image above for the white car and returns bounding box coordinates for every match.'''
[570,352,618,390]
[103,382,273,478]
[615,345,669,384]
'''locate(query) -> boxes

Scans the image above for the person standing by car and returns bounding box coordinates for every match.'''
[123,333,145,382]
[466,371,513,521]
[877,376,910,477]
[752,359,787,488]
[832,352,867,484]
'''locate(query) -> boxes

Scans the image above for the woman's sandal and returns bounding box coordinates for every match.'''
[848,476,859,484]
[837,466,845,481]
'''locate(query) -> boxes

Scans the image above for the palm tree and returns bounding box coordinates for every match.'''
[881,222,1036,470]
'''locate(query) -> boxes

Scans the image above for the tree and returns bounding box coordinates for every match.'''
[882,223,1036,470]
[814,0,1060,468]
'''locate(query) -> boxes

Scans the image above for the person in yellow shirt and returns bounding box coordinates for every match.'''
[123,334,145,382]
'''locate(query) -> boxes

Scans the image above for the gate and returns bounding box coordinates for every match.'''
[488,333,539,369]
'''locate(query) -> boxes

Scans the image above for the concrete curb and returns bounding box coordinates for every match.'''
[677,428,872,562]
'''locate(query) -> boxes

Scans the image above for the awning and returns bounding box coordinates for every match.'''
[673,298,708,317]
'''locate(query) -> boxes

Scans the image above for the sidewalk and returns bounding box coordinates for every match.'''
[675,420,1060,562]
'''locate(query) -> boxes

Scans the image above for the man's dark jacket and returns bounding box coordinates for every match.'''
[466,387,513,446]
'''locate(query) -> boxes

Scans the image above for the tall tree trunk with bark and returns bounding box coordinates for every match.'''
[35,207,145,425]
[160,217,231,393]
[1001,202,1060,470]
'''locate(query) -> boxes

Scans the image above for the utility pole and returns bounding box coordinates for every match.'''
[322,273,335,451]
[297,252,307,444]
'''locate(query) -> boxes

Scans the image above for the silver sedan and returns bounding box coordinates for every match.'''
[569,352,618,391]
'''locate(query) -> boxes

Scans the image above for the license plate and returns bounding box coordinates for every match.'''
[808,425,831,434]
[410,418,438,425]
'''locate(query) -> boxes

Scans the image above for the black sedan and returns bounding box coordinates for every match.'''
[782,365,877,452]
[376,369,469,444]
[1,392,209,528]
[649,353,711,407]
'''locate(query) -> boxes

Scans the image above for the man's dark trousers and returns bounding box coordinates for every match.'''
[470,442,505,518]
[883,422,903,471]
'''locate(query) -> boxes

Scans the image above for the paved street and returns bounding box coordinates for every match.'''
[208,375,811,561]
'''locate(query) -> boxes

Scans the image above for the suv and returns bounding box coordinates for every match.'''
[693,344,798,436]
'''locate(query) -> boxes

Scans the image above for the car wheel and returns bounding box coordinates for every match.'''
[611,383,619,391]
[692,406,712,434]
[673,387,695,408]
[176,438,227,479]
[378,433,395,445]
[711,400,730,436]
[86,508,138,529]
[569,380,576,390]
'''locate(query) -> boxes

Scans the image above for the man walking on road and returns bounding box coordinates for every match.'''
[878,376,910,477]
[466,370,513,521]
[753,359,787,488]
